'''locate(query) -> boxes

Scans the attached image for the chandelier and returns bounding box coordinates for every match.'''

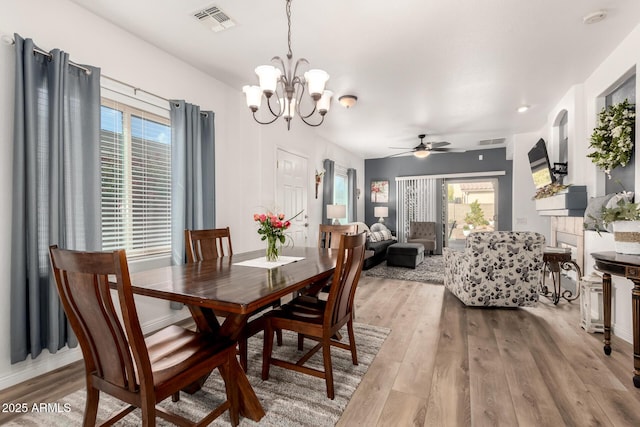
[242,0,332,130]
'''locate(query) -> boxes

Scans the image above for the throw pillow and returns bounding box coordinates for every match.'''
[370,222,389,232]
[583,193,615,231]
[369,229,392,242]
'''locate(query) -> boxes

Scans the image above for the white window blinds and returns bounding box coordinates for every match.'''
[396,177,438,242]
[100,98,172,257]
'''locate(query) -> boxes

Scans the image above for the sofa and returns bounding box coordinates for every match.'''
[349,222,396,269]
[443,231,545,307]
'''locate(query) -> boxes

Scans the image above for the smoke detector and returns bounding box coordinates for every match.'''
[193,5,236,32]
[583,10,607,25]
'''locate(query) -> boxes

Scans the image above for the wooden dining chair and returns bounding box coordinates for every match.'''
[261,232,367,399]
[184,227,281,372]
[185,227,233,262]
[49,245,240,427]
[318,223,358,249]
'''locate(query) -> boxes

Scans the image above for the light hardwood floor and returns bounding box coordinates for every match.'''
[2,276,640,426]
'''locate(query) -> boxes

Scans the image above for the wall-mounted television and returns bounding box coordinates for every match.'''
[528,138,556,189]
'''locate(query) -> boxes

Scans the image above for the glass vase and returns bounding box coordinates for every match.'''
[265,234,280,262]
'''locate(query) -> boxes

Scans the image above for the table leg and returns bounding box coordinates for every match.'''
[632,279,640,388]
[603,273,612,356]
[186,307,266,421]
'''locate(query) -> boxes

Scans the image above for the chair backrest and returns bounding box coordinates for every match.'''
[185,227,233,263]
[324,232,367,328]
[318,224,358,249]
[409,221,436,239]
[49,246,150,394]
[464,231,545,286]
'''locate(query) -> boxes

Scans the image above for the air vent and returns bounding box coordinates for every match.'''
[478,138,505,146]
[193,5,236,32]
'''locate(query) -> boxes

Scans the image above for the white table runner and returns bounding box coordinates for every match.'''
[233,256,305,269]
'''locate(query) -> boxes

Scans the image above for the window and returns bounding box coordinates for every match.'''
[100,98,172,258]
[334,168,349,223]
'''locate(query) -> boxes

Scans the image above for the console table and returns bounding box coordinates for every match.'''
[591,251,640,388]
[541,247,581,304]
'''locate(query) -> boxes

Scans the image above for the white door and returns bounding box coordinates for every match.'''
[276,149,308,247]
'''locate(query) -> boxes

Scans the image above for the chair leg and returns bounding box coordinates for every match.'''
[298,333,304,350]
[347,318,358,365]
[171,391,180,402]
[262,321,274,381]
[82,387,99,427]
[322,339,334,399]
[276,328,283,346]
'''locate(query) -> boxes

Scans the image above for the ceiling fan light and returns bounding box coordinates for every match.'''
[305,69,330,99]
[414,150,430,158]
[255,65,281,95]
[242,85,262,111]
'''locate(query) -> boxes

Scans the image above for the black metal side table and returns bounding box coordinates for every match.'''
[540,247,582,304]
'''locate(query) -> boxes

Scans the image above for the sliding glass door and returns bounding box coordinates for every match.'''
[445,179,498,249]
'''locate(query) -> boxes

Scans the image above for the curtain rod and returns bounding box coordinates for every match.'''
[3,34,211,115]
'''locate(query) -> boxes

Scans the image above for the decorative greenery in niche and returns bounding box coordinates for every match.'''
[587,99,636,178]
[600,198,640,226]
[533,182,570,200]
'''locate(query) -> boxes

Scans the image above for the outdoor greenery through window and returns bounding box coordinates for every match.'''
[100,98,172,257]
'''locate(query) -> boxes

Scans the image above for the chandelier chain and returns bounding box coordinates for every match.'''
[286,0,292,59]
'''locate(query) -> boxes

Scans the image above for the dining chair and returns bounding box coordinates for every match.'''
[304,223,359,298]
[185,227,233,262]
[261,232,367,399]
[49,245,239,426]
[184,227,281,372]
[318,223,358,249]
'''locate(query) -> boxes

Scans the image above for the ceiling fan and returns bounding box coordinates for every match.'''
[388,134,465,158]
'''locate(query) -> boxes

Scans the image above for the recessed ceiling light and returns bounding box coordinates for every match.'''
[583,10,607,25]
[517,105,530,113]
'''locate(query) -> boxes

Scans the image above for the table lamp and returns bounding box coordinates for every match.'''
[326,204,346,225]
[374,206,388,223]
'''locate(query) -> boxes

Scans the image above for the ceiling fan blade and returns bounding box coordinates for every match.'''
[388,146,414,150]
[427,141,450,148]
[385,151,414,158]
[430,148,466,153]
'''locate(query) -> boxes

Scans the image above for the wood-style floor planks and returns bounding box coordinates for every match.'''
[3,276,640,426]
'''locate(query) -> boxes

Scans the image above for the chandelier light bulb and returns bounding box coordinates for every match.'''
[317,90,333,115]
[304,69,330,100]
[242,85,263,111]
[255,65,281,96]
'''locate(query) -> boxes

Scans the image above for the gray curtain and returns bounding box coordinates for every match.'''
[170,101,215,267]
[322,159,335,224]
[347,168,357,222]
[10,34,101,363]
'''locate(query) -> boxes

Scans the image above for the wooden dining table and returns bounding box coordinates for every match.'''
[126,246,341,422]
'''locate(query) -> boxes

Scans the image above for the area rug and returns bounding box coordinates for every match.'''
[363,255,444,285]
[8,323,389,427]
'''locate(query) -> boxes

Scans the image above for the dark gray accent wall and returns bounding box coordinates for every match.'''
[365,148,513,252]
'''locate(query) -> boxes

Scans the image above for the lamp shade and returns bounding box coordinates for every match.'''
[327,204,346,219]
[374,207,388,218]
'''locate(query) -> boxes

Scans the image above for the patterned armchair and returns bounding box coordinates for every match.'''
[443,231,545,307]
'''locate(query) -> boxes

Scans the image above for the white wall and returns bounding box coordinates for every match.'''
[0,0,364,389]
[510,24,640,344]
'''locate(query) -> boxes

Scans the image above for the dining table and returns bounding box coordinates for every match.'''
[126,246,342,422]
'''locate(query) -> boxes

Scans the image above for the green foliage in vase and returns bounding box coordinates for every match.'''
[600,198,640,227]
